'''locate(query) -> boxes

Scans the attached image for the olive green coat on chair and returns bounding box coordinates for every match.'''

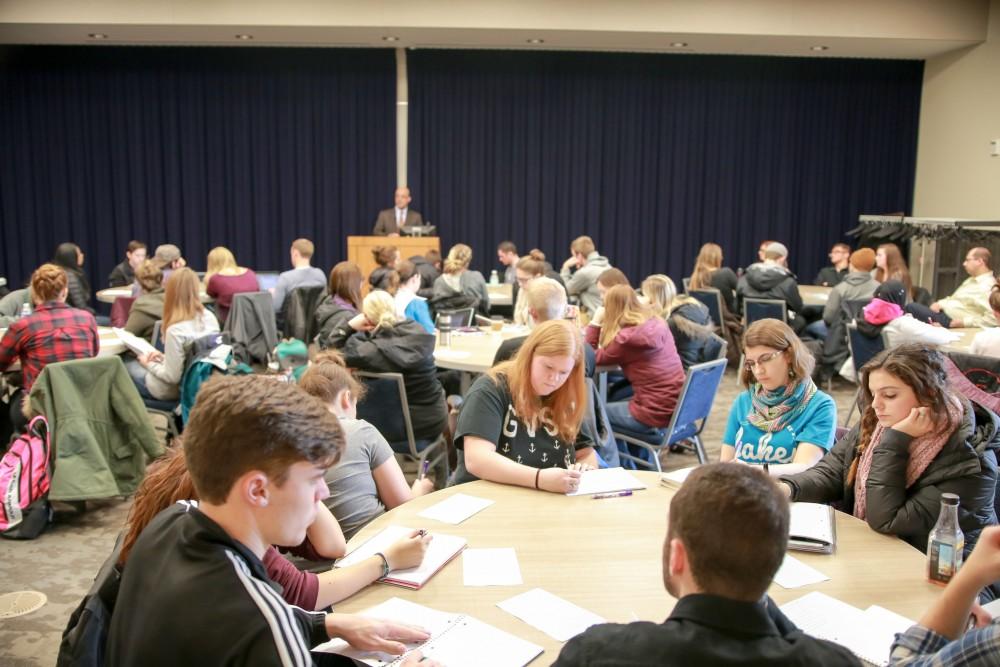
[29,356,163,501]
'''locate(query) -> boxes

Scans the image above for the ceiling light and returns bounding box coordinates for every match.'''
[88,33,107,40]
[382,36,400,42]
[235,34,253,40]
[526,38,544,44]
[810,45,829,51]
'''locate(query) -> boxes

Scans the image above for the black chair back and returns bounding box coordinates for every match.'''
[689,288,723,329]
[743,298,787,326]
[281,285,326,342]
[846,322,885,380]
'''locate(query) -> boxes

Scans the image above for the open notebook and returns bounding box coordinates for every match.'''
[335,525,466,589]
[112,327,157,357]
[314,597,543,667]
[789,502,837,554]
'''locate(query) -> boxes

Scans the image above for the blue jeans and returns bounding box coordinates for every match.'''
[605,400,664,469]
[125,358,154,400]
[804,320,828,340]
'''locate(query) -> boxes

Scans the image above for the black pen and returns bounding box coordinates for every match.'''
[763,463,769,475]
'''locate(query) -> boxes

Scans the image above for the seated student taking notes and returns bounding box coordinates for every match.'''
[721,319,836,476]
[453,319,597,493]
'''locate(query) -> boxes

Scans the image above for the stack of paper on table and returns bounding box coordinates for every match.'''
[781,591,915,666]
[788,502,837,554]
[335,525,466,589]
[315,597,542,667]
[566,467,646,497]
[659,466,697,488]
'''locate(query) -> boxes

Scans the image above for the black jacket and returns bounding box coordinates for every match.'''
[409,255,439,300]
[737,263,803,314]
[814,265,848,287]
[554,593,860,666]
[107,261,134,289]
[65,269,95,314]
[313,295,359,349]
[668,301,715,369]
[342,319,447,441]
[783,399,1000,557]
[707,267,739,316]
[107,502,329,666]
[368,266,394,292]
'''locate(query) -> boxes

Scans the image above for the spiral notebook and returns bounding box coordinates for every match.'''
[334,525,466,589]
[788,502,837,554]
[314,597,543,667]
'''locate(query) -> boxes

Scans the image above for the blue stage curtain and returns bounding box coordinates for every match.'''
[408,50,922,285]
[0,46,396,293]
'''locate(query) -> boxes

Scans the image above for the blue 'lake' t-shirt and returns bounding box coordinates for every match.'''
[722,390,837,464]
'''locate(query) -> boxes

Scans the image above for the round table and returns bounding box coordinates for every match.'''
[487,283,513,307]
[945,327,982,353]
[334,472,941,666]
[434,326,529,374]
[799,285,832,307]
[97,287,212,304]
[0,325,125,358]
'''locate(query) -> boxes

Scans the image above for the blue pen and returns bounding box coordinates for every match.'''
[592,490,633,500]
[419,460,430,480]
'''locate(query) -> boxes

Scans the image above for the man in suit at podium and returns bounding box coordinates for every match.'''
[372,186,424,236]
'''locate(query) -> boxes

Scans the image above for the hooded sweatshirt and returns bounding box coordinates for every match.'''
[823,271,879,325]
[585,317,685,427]
[561,252,612,315]
[342,319,448,440]
[737,262,802,314]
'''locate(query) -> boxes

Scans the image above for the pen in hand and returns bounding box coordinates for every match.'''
[419,460,430,480]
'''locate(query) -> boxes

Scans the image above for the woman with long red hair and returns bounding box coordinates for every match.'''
[454,319,596,492]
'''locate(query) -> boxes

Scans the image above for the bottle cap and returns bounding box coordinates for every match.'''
[941,493,959,506]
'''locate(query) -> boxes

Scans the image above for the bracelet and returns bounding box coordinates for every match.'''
[374,551,390,579]
[534,468,541,490]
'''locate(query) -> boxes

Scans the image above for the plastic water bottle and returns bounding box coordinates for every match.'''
[489,270,499,286]
[20,302,31,319]
[927,493,964,585]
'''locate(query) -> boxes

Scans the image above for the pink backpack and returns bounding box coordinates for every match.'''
[0,416,52,539]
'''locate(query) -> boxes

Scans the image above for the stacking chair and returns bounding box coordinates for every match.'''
[355,371,448,480]
[843,322,887,426]
[109,296,136,328]
[224,292,278,367]
[613,358,728,471]
[688,288,724,330]
[742,298,788,327]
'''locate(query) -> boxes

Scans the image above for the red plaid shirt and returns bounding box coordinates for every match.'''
[0,301,99,391]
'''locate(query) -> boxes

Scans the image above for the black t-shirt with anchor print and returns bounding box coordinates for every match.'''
[454,374,592,475]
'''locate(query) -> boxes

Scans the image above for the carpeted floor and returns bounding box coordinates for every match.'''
[0,369,860,666]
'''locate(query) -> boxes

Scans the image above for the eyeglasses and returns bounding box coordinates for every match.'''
[744,351,783,370]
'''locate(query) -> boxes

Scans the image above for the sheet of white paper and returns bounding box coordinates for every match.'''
[112,327,157,356]
[497,588,605,641]
[773,554,830,589]
[567,467,646,497]
[659,466,696,486]
[418,493,494,525]
[984,598,1000,619]
[463,548,523,586]
[434,349,472,359]
[852,606,916,666]
[781,592,914,666]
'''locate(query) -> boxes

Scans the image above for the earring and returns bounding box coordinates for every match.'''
[788,369,795,378]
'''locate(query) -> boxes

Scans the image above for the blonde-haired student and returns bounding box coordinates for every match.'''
[341,290,447,442]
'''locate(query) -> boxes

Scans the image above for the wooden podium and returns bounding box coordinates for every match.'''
[347,236,441,292]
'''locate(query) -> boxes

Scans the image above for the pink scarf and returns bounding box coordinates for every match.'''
[853,396,964,521]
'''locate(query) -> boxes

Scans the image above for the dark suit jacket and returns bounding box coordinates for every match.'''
[372,208,424,236]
